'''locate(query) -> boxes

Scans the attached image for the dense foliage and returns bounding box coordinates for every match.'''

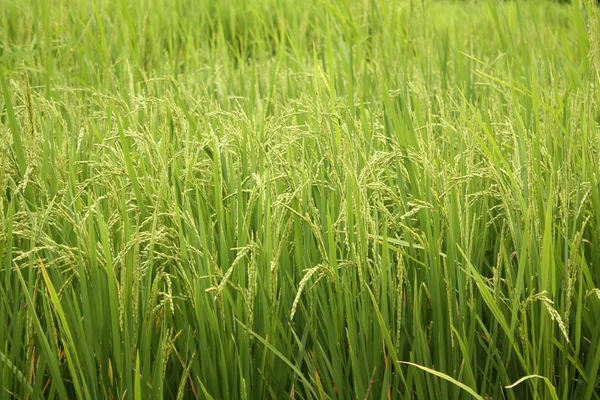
[1,0,600,398]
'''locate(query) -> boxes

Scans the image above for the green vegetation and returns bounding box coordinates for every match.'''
[1,0,600,398]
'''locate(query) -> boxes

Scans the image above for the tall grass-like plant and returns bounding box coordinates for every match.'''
[1,0,600,398]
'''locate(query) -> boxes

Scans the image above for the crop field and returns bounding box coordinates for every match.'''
[1,0,600,398]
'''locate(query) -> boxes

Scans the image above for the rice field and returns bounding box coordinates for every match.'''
[1,0,600,398]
